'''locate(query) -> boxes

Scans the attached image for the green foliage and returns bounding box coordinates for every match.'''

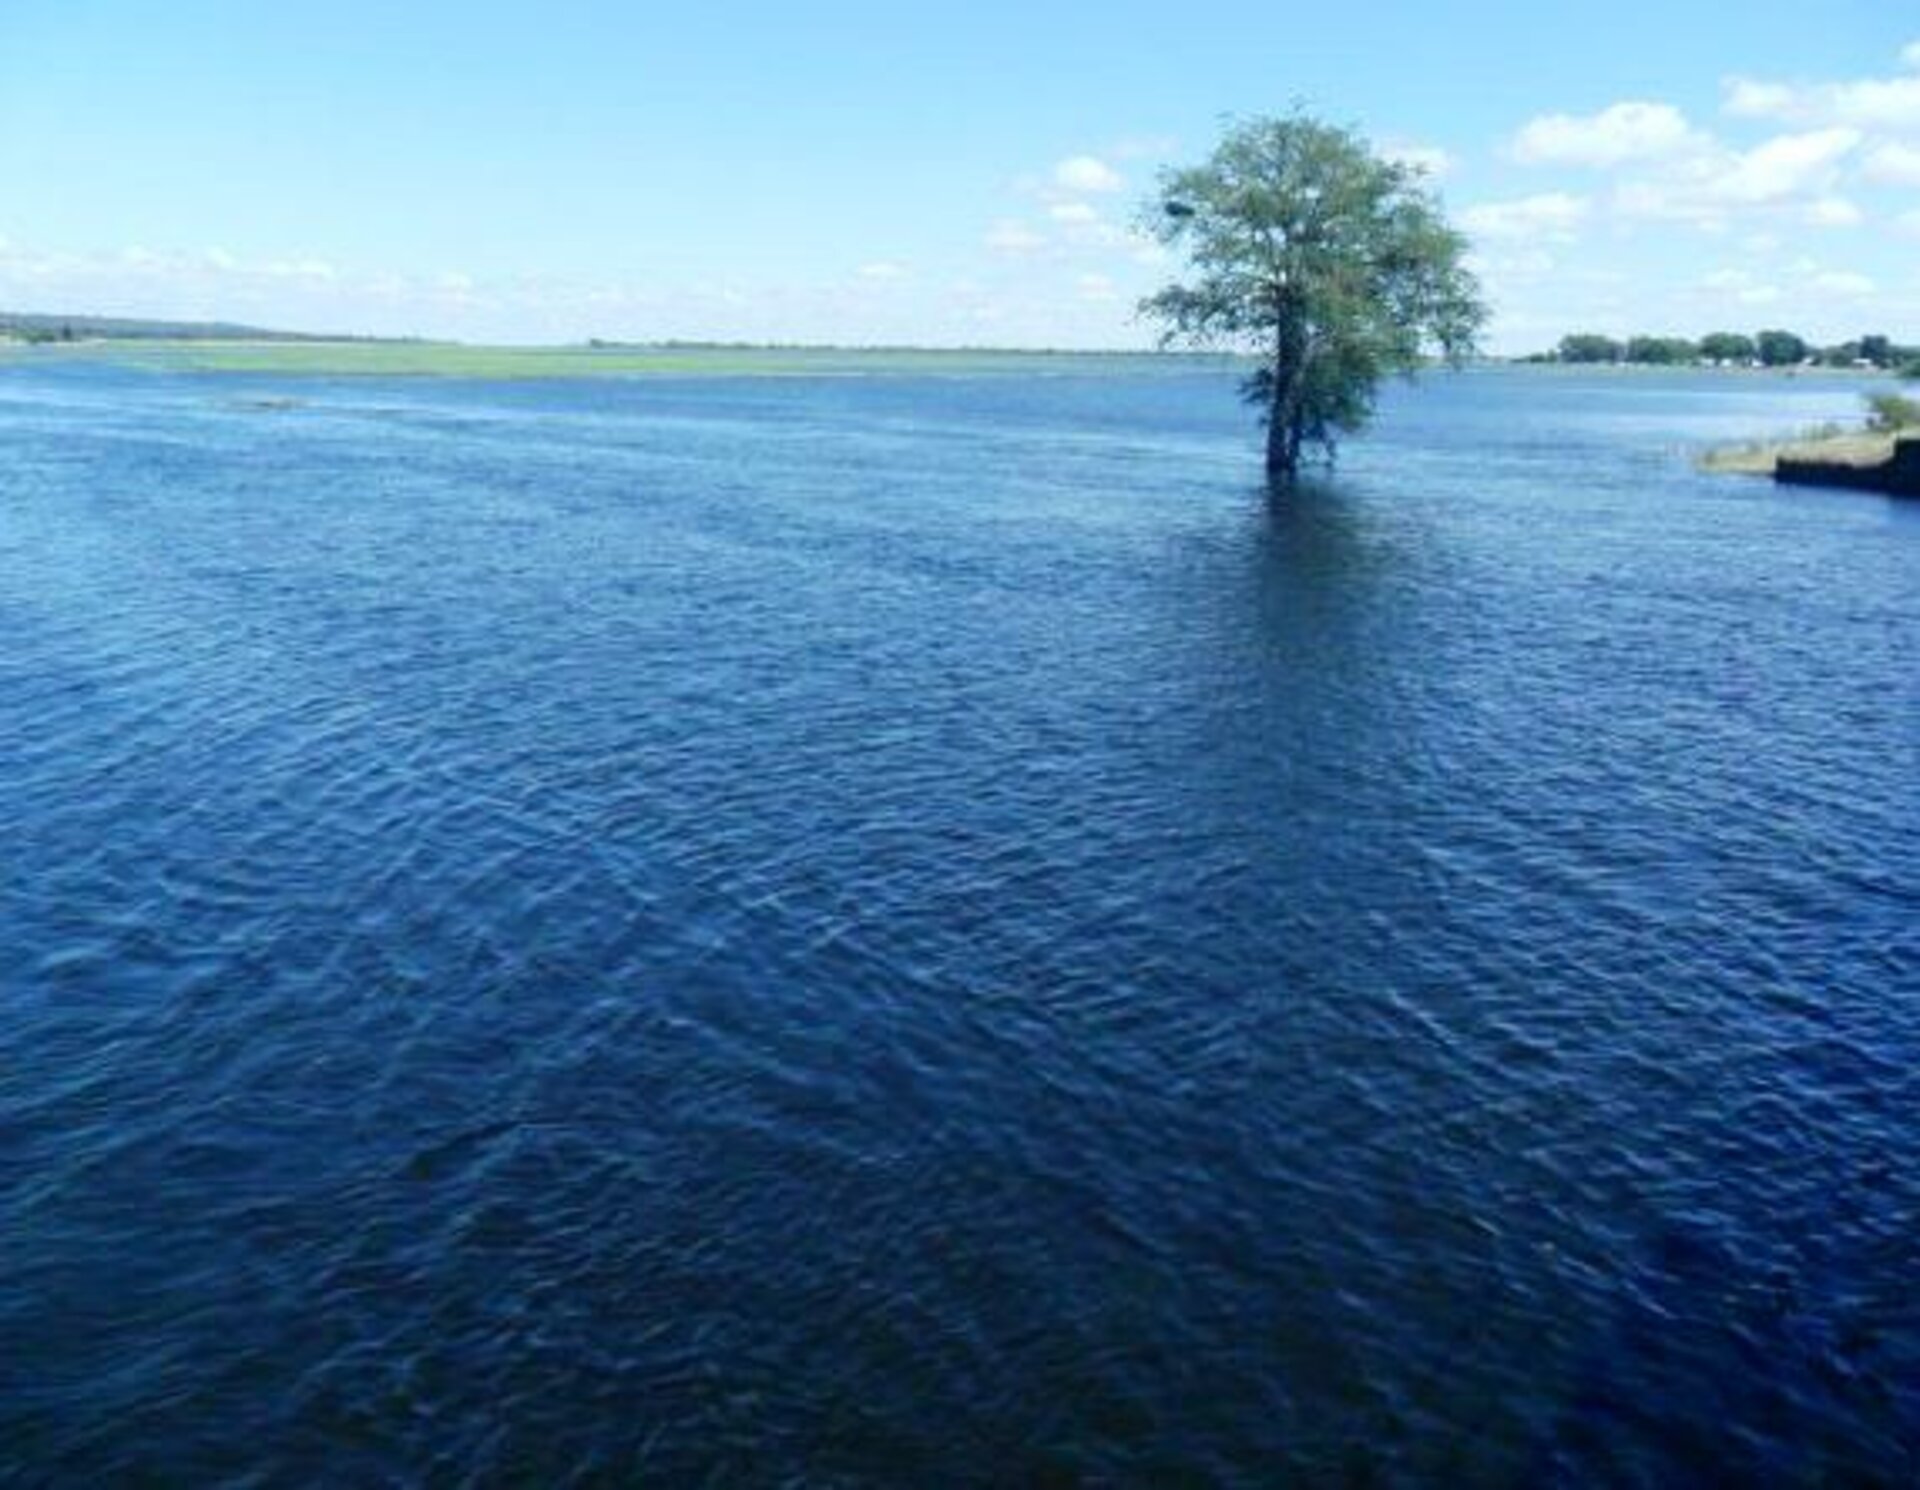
[1755,329,1809,367]
[1557,333,1624,364]
[1138,112,1485,480]
[1865,391,1920,433]
[1626,336,1697,365]
[1546,327,1915,370]
[1698,332,1756,364]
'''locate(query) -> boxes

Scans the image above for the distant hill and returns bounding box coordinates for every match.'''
[0,312,406,343]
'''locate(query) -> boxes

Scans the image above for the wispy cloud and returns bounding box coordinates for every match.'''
[1699,267,1782,305]
[1809,268,1874,297]
[1053,155,1124,194]
[1804,196,1862,227]
[1863,139,1920,184]
[984,220,1047,255]
[1722,44,1920,132]
[1460,193,1589,241]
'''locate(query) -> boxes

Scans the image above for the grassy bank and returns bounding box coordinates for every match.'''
[1699,427,1898,476]
[1699,392,1919,477]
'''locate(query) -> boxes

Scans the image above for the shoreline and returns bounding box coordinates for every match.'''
[0,337,1903,381]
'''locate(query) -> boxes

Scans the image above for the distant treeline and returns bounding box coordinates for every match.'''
[1527,330,1917,374]
[0,312,411,345]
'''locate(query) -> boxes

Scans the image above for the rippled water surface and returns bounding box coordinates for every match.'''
[4,362,1917,1484]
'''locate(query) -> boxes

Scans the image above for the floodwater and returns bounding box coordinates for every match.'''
[3,361,1916,1483]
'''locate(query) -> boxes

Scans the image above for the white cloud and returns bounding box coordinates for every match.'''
[1511,102,1702,166]
[265,258,338,282]
[1469,249,1557,277]
[1905,41,1920,70]
[1053,155,1124,193]
[1721,57,1920,133]
[984,220,1046,255]
[1864,139,1920,184]
[1898,208,1920,238]
[1810,269,1874,296]
[1723,78,1798,119]
[1609,177,1712,226]
[857,261,908,280]
[1460,193,1589,241]
[1612,126,1861,227]
[1804,196,1862,227]
[1048,202,1100,224]
[1818,75,1920,130]
[1075,272,1118,302]
[1715,127,1859,202]
[1701,267,1782,305]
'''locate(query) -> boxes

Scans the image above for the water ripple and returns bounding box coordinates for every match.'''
[2,365,1916,1483]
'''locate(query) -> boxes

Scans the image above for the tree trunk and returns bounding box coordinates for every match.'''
[1265,303,1307,484]
[1265,357,1304,484]
[1265,395,1294,481]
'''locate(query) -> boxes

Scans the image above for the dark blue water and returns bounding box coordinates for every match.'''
[3,362,1916,1484]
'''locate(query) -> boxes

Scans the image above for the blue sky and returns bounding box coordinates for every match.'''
[1,1,1915,350]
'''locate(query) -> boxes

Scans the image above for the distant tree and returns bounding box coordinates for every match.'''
[1859,334,1893,368]
[1755,329,1809,367]
[1626,336,1697,365]
[1698,332,1756,365]
[1556,333,1625,364]
[1139,112,1485,482]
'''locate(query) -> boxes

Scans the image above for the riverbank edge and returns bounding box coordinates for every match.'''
[1701,430,1920,496]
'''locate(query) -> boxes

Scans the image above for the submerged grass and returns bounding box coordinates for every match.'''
[1697,422,1907,477]
[1701,423,1864,475]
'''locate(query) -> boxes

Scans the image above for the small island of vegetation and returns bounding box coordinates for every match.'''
[1700,390,1920,497]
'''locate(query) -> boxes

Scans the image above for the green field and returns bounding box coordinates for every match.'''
[0,338,1241,380]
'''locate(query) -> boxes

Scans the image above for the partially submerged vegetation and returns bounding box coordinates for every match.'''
[1699,391,1920,490]
[1698,427,1895,476]
[1138,112,1484,482]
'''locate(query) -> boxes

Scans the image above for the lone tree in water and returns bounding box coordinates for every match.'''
[1140,114,1486,483]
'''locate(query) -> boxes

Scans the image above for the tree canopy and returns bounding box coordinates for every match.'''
[1755,329,1809,367]
[1698,332,1757,365]
[1139,113,1485,482]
